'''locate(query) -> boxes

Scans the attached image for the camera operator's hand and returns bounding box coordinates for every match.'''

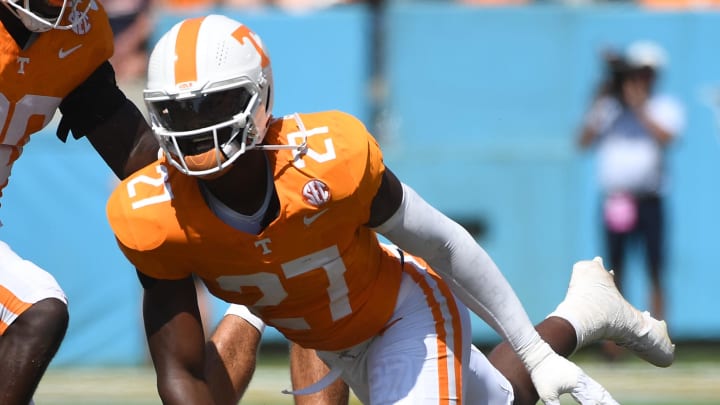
[622,77,650,112]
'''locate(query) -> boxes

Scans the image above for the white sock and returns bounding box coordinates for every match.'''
[547,305,586,354]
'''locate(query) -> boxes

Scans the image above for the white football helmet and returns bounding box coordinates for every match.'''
[144,14,299,177]
[2,0,92,32]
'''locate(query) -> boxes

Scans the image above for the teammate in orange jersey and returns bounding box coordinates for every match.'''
[0,1,161,403]
[107,14,676,405]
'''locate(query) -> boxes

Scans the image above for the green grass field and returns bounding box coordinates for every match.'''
[33,342,720,405]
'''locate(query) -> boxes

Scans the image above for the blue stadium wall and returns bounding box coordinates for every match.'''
[4,4,720,366]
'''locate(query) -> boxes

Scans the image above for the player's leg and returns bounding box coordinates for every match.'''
[322,268,473,404]
[0,298,68,405]
[465,344,515,404]
[290,342,349,405]
[0,241,68,405]
[206,305,265,405]
[213,306,350,405]
[487,257,674,405]
[553,257,673,365]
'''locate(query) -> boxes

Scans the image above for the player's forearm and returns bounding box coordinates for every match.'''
[290,342,350,405]
[150,340,216,404]
[142,277,214,404]
[85,98,159,179]
[57,61,159,179]
[206,315,262,404]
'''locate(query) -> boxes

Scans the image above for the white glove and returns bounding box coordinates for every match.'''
[530,350,619,405]
[519,336,619,405]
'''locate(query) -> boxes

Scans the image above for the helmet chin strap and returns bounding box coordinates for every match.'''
[254,113,308,155]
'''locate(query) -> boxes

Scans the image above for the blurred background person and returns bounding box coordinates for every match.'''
[103,0,153,87]
[577,40,685,335]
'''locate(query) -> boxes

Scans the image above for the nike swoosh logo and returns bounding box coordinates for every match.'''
[303,208,329,226]
[58,44,82,59]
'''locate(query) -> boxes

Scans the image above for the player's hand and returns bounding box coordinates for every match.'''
[530,352,619,405]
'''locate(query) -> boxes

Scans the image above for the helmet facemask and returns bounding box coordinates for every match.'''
[145,79,268,177]
[2,0,92,32]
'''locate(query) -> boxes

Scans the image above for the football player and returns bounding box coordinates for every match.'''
[107,14,675,405]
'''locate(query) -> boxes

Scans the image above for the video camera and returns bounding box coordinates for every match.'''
[603,51,636,102]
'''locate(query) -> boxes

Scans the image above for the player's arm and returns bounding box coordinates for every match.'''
[210,310,348,405]
[58,61,159,180]
[369,169,543,345]
[138,271,215,404]
[289,342,350,405]
[368,168,616,404]
[205,310,261,405]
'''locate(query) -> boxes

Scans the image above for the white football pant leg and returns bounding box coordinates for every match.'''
[320,267,474,404]
[465,344,514,405]
[0,240,66,335]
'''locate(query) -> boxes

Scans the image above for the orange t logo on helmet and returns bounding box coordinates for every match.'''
[232,25,270,69]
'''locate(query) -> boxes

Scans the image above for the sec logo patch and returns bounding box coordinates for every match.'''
[302,179,330,207]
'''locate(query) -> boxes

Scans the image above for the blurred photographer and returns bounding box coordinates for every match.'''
[578,40,684,329]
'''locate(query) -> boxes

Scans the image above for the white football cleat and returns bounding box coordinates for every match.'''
[551,257,675,367]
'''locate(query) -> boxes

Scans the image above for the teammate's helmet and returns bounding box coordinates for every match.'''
[2,0,90,32]
[144,14,286,177]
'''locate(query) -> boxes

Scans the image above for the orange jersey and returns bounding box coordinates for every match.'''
[0,1,113,198]
[108,111,404,351]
